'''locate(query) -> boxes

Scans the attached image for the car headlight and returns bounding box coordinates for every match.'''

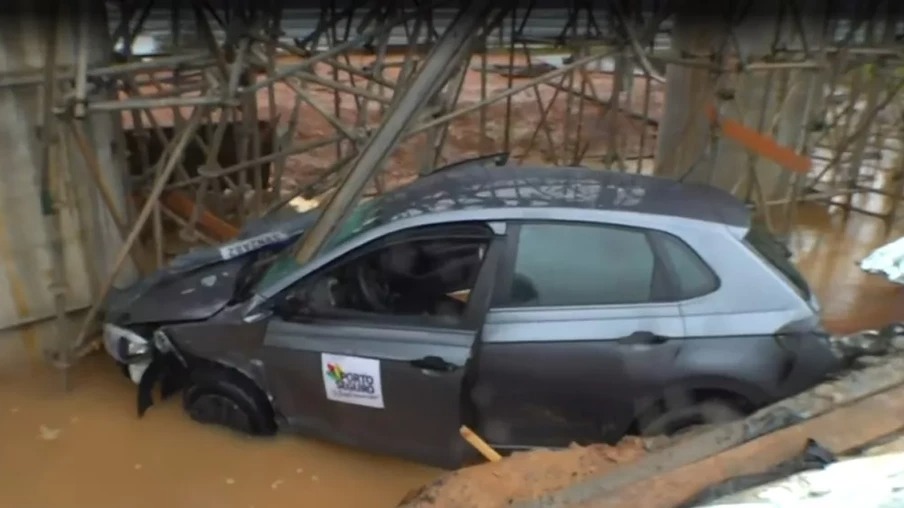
[117,334,150,361]
[103,324,152,363]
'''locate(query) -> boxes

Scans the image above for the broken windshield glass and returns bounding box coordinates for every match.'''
[254,196,385,293]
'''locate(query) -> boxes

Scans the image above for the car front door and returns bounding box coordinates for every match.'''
[473,221,686,449]
[257,222,503,468]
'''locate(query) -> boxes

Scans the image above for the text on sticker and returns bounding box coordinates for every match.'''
[219,232,289,260]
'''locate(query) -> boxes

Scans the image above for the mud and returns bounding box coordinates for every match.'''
[399,438,648,508]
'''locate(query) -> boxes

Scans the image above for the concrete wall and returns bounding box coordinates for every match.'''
[0,2,135,361]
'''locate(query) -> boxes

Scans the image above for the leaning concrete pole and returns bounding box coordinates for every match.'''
[292,2,499,264]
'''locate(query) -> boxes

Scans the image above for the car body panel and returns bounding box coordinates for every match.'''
[162,314,270,380]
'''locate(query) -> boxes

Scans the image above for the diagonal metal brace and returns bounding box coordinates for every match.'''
[291,1,507,265]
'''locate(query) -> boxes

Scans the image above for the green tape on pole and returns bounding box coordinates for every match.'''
[40,189,55,215]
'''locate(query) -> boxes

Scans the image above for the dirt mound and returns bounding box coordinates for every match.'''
[398,437,647,508]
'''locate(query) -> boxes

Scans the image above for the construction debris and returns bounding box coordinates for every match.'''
[397,438,648,508]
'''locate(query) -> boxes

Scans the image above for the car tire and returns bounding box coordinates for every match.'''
[182,365,277,436]
[638,399,745,437]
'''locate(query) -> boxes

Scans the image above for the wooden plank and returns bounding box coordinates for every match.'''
[585,383,904,508]
[705,104,812,174]
[155,190,239,242]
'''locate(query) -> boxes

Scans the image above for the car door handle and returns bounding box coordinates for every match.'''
[410,355,458,372]
[619,331,669,345]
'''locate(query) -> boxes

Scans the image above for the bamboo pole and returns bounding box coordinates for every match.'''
[39,2,73,388]
[72,108,206,353]
[67,120,151,271]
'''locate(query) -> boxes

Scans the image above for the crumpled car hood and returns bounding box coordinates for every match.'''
[860,236,904,285]
[104,209,318,325]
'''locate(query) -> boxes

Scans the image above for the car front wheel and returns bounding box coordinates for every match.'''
[182,365,277,436]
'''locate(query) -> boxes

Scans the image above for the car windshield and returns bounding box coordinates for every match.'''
[744,222,811,300]
[253,196,386,293]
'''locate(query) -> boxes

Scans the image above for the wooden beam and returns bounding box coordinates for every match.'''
[134,190,239,242]
[706,104,812,174]
[160,190,239,242]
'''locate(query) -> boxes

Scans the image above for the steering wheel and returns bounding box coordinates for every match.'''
[355,262,393,312]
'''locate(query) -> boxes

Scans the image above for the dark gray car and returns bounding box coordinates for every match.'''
[102,165,841,468]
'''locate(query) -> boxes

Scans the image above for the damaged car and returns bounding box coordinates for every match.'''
[101,153,509,384]
[102,164,842,468]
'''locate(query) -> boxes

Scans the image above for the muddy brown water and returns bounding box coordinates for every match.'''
[1,204,903,508]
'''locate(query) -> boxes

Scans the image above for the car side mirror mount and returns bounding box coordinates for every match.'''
[243,308,273,323]
[274,291,314,321]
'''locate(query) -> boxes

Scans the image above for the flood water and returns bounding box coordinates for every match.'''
[1,204,903,508]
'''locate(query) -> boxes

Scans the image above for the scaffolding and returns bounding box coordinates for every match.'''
[3,0,904,377]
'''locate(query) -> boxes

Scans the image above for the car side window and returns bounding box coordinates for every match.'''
[279,232,490,326]
[506,222,657,307]
[652,231,719,299]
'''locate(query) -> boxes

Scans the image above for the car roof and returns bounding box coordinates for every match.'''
[373,165,750,228]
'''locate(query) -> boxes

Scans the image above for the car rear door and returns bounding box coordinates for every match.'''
[472,221,685,449]
[257,223,503,468]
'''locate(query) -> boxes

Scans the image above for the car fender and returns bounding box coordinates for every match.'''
[668,335,792,397]
[159,319,278,411]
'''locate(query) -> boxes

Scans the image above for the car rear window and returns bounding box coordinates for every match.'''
[651,231,719,299]
[744,223,811,299]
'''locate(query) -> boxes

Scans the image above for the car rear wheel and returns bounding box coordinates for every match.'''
[182,365,276,436]
[638,400,745,437]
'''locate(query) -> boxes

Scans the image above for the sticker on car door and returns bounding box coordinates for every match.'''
[321,353,385,409]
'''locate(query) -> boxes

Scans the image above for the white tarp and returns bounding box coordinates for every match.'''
[860,236,904,285]
[699,451,904,507]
